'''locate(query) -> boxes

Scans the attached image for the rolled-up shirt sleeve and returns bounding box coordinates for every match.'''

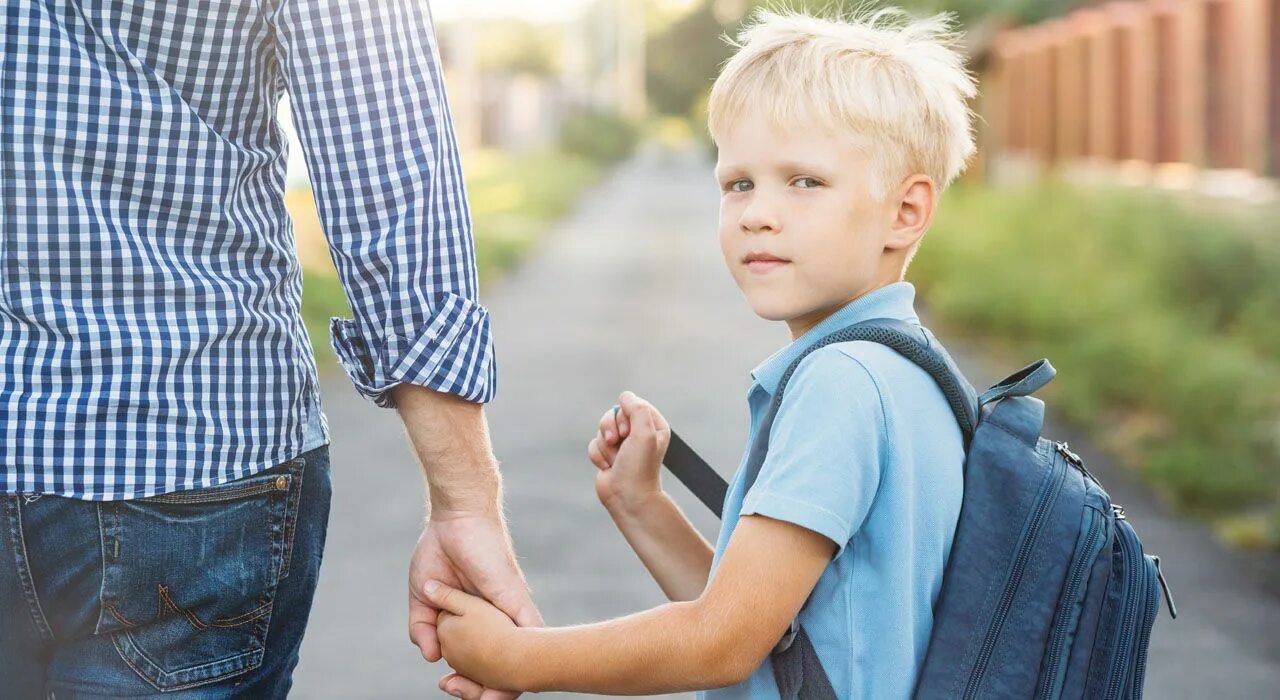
[272,0,495,407]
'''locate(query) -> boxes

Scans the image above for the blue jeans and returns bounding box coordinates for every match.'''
[1,446,332,698]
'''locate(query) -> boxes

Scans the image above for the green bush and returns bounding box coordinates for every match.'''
[912,181,1280,544]
[300,271,351,369]
[559,109,639,165]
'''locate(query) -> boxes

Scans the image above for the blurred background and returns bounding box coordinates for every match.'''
[285,0,1280,696]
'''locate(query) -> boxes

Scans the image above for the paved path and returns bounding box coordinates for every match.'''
[292,147,1280,698]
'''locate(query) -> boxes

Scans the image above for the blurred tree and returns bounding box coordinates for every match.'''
[644,0,1083,118]
[560,107,641,163]
[645,2,730,116]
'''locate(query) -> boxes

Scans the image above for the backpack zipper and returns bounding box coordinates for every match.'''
[963,446,1068,700]
[1152,554,1177,618]
[1131,555,1162,696]
[1036,507,1105,699]
[1103,519,1144,700]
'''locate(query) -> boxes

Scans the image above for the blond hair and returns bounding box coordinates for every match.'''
[707,7,977,199]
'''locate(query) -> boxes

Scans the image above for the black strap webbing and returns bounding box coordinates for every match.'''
[663,430,727,519]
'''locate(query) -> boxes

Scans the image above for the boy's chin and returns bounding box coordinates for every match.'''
[745,297,804,323]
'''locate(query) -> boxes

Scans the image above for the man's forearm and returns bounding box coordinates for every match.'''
[607,492,713,602]
[513,600,751,694]
[392,384,501,514]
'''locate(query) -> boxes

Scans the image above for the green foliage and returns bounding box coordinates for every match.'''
[300,270,351,370]
[301,149,600,370]
[645,2,730,117]
[559,109,641,164]
[911,182,1280,541]
[468,148,601,281]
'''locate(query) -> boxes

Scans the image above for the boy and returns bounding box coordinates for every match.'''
[423,8,977,698]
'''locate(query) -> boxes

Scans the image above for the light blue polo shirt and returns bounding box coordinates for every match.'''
[701,282,964,700]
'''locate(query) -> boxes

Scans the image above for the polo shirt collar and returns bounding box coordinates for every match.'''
[751,282,920,397]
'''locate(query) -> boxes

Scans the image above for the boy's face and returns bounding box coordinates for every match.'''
[714,112,923,340]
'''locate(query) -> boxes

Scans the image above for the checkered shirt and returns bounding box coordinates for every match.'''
[0,0,495,500]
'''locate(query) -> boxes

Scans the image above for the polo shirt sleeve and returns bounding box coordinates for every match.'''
[740,346,886,560]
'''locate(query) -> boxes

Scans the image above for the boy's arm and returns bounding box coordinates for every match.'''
[604,490,713,602]
[428,513,835,695]
[588,392,713,602]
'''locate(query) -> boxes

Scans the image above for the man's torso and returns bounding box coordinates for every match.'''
[0,0,325,500]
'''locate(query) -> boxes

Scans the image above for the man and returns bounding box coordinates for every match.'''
[0,0,538,696]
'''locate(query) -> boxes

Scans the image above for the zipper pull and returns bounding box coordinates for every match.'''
[1055,441,1083,465]
[1151,555,1177,619]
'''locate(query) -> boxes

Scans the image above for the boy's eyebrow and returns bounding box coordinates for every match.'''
[713,164,744,180]
[771,159,831,175]
[714,158,836,184]
[715,160,832,180]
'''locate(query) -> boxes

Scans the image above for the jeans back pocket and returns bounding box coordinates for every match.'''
[98,458,304,691]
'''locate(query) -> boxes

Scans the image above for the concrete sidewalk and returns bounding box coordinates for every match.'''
[292,147,1280,698]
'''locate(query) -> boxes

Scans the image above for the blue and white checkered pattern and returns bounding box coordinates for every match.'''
[0,0,495,501]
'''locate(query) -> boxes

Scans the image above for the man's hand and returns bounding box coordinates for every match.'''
[408,511,543,700]
[408,512,542,659]
[392,385,542,698]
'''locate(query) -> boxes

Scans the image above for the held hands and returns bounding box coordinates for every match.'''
[408,514,542,700]
[587,391,672,515]
[424,392,672,698]
[425,579,527,695]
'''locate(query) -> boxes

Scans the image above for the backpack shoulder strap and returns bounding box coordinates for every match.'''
[771,318,979,446]
[663,318,979,516]
[762,319,979,700]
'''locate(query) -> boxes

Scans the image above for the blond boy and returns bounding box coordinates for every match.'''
[423,8,977,698]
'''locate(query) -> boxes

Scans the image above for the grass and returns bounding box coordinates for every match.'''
[289,147,602,369]
[911,180,1280,548]
[465,148,602,283]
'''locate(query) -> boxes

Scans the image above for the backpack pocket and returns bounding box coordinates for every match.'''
[1036,502,1109,699]
[1086,514,1164,700]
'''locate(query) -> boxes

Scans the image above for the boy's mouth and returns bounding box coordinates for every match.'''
[743,251,790,273]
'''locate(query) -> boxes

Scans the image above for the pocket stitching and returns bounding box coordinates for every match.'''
[157,584,272,630]
[112,632,266,693]
[106,469,290,690]
[5,498,55,641]
[106,603,137,629]
[143,463,299,505]
[279,456,307,580]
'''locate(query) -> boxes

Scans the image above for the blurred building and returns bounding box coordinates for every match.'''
[563,0,647,121]
[440,0,646,153]
[976,0,1279,200]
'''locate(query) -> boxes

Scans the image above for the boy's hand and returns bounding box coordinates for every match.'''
[587,391,670,514]
[425,579,526,692]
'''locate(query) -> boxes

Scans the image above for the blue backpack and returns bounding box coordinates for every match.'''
[662,318,1176,699]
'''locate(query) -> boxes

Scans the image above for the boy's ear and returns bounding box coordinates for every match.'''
[884,175,937,251]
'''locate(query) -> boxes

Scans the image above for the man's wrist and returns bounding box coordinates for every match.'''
[391,382,504,516]
[427,461,502,517]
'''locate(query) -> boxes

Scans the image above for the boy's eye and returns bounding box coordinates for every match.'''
[792,177,823,189]
[726,179,753,193]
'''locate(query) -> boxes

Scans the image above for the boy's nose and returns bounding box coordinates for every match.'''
[739,201,781,235]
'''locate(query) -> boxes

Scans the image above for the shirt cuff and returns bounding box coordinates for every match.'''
[329,292,497,408]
